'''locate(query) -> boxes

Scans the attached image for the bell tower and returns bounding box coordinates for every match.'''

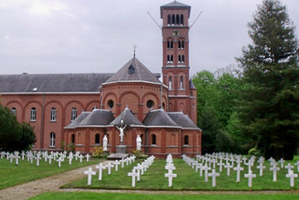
[160,1,197,123]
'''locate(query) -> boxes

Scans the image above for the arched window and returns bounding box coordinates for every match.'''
[152,134,156,145]
[167,14,171,25]
[167,40,173,49]
[180,14,184,25]
[95,133,100,144]
[178,40,184,49]
[184,135,189,145]
[172,15,175,25]
[71,107,77,121]
[30,107,36,121]
[178,55,185,63]
[180,76,184,89]
[147,100,154,109]
[167,55,173,63]
[11,107,17,116]
[50,107,57,121]
[50,132,55,147]
[176,14,180,25]
[169,76,172,90]
[71,134,75,144]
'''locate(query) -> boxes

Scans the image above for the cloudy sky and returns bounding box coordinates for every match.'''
[1,0,298,76]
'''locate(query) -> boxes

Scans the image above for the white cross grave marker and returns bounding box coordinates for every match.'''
[244,170,256,188]
[286,170,298,187]
[270,165,280,182]
[208,169,220,187]
[128,168,138,187]
[84,167,96,185]
[165,170,177,187]
[106,162,114,175]
[95,163,106,180]
[233,164,244,182]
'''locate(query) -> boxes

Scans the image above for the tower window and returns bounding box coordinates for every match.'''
[180,76,184,89]
[108,100,114,109]
[71,107,77,121]
[178,55,185,63]
[167,14,171,25]
[168,76,172,90]
[128,65,135,75]
[176,14,180,25]
[167,40,173,49]
[178,40,185,49]
[180,14,184,25]
[146,100,154,109]
[30,107,36,121]
[167,55,173,63]
[51,107,57,121]
[172,15,175,25]
[50,132,56,147]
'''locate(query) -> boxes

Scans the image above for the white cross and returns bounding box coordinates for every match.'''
[15,155,20,166]
[294,161,299,172]
[278,158,285,168]
[202,164,211,182]
[79,154,84,163]
[165,170,177,187]
[208,169,220,187]
[257,163,266,176]
[244,170,256,188]
[233,164,244,182]
[270,165,280,182]
[114,160,120,171]
[21,151,25,160]
[224,162,233,176]
[286,170,298,187]
[165,163,176,173]
[128,169,138,187]
[68,155,73,165]
[57,157,63,168]
[48,155,53,164]
[95,163,106,180]
[120,158,125,168]
[84,167,96,185]
[106,162,114,175]
[217,161,225,172]
[285,163,294,174]
[85,154,90,162]
[36,156,41,166]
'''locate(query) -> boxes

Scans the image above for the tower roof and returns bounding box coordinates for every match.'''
[160,1,191,18]
[103,57,161,85]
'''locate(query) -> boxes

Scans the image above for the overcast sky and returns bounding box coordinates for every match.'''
[1,0,298,76]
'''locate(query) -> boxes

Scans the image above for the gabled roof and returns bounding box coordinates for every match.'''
[103,57,161,85]
[160,1,191,18]
[0,73,113,93]
[77,109,114,127]
[143,109,180,128]
[168,112,201,130]
[64,111,91,129]
[110,107,143,127]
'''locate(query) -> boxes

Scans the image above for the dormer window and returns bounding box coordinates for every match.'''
[128,65,135,75]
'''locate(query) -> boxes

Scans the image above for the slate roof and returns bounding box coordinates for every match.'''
[103,57,161,85]
[168,112,201,130]
[77,109,115,127]
[64,111,91,129]
[143,109,180,128]
[110,107,143,127]
[0,73,113,93]
[160,1,191,18]
[189,79,196,89]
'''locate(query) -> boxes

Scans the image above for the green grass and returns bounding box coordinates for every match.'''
[62,157,299,191]
[29,191,299,200]
[0,157,102,190]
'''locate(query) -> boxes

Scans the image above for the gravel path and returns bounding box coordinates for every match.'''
[1,160,299,200]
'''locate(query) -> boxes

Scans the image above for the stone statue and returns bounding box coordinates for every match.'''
[136,135,142,151]
[116,122,127,144]
[103,135,108,151]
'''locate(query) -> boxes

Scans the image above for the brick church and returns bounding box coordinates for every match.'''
[0,1,202,158]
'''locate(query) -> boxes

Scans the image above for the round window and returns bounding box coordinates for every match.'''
[146,100,154,109]
[108,100,114,109]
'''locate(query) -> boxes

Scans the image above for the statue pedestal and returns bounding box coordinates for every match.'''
[116,145,127,154]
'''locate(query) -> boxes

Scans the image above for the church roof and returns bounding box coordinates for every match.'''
[160,1,191,18]
[143,109,180,128]
[109,107,143,127]
[77,109,115,127]
[189,79,196,89]
[64,111,91,129]
[103,57,161,85]
[0,73,113,93]
[168,112,201,130]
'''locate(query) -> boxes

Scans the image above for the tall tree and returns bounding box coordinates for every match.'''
[237,0,299,159]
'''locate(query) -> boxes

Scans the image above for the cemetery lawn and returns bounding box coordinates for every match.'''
[0,158,102,190]
[29,191,299,200]
[62,157,299,191]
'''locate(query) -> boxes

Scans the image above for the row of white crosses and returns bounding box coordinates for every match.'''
[1,150,90,168]
[189,152,299,188]
[165,154,177,187]
[128,155,155,187]
[84,155,137,186]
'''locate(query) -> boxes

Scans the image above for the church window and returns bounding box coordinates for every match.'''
[176,14,180,25]
[178,40,184,49]
[178,55,185,63]
[30,107,36,121]
[180,76,184,89]
[50,132,55,147]
[167,14,171,25]
[167,40,173,49]
[167,55,173,63]
[152,134,156,145]
[95,133,100,144]
[184,135,189,145]
[71,107,77,121]
[11,107,17,116]
[50,107,57,121]
[71,134,75,144]
[180,14,184,25]
[172,15,175,25]
[169,76,172,90]
[108,100,114,109]
[146,100,154,109]
[128,65,135,75]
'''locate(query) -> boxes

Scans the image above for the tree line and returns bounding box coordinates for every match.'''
[193,0,299,160]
